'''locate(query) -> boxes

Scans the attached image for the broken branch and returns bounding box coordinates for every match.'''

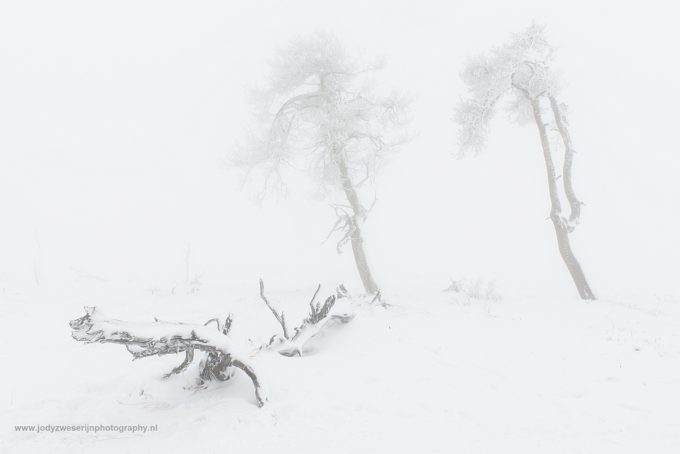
[259,278,290,340]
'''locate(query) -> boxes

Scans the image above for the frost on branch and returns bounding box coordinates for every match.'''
[232,31,409,295]
[231,32,407,200]
[455,23,557,155]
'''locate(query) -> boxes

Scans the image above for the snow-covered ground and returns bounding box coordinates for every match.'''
[1,281,679,453]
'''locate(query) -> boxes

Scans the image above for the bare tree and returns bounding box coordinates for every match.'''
[233,32,409,295]
[455,24,595,300]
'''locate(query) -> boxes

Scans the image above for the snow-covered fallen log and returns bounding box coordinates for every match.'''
[69,307,266,407]
[69,281,355,407]
[256,280,354,356]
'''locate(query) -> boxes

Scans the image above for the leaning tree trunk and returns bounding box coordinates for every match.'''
[348,223,379,295]
[336,154,380,295]
[530,98,596,300]
[549,96,581,227]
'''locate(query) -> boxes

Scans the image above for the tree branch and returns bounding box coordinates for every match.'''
[259,278,290,340]
[256,283,353,357]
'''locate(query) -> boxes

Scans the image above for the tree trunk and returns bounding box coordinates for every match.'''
[530,98,596,300]
[348,222,379,294]
[549,96,582,227]
[336,155,380,294]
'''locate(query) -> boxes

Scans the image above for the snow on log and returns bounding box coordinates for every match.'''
[257,280,355,356]
[69,283,355,407]
[69,307,266,407]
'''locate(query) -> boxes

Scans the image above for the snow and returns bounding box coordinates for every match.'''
[2,1,680,452]
[1,282,679,453]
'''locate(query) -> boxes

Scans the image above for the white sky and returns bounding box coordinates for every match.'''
[1,0,678,299]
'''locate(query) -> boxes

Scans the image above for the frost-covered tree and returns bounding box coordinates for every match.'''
[455,24,595,300]
[234,32,408,295]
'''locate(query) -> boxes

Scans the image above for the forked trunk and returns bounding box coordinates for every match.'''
[549,96,582,226]
[530,98,595,300]
[337,155,380,295]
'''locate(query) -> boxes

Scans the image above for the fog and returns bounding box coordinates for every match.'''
[1,0,678,299]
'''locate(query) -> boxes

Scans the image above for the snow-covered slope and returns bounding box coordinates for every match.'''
[1,282,678,453]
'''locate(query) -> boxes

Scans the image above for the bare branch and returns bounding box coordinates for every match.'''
[204,317,221,331]
[336,284,349,299]
[307,284,322,309]
[204,314,234,336]
[222,313,233,336]
[253,283,353,357]
[163,348,194,379]
[259,278,290,340]
[323,204,356,253]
